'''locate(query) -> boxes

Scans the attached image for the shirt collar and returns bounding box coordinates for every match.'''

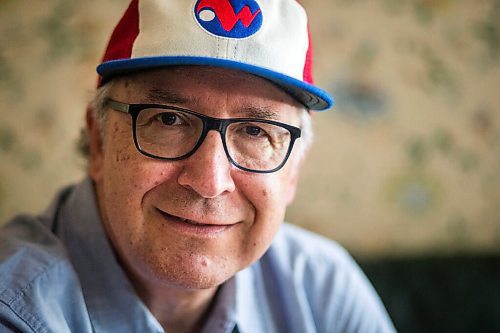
[233,264,275,333]
[201,277,238,333]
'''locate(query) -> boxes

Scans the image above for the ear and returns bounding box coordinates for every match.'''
[86,105,105,182]
[285,143,308,205]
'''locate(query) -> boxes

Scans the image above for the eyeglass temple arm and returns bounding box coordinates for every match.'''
[106,99,130,114]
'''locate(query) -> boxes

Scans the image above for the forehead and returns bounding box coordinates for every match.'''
[109,66,305,121]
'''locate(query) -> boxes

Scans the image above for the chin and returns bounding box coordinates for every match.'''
[143,252,236,290]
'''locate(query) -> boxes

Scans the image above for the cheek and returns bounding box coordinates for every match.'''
[242,170,293,215]
[99,122,178,235]
[236,173,291,254]
[102,121,171,194]
[103,132,144,201]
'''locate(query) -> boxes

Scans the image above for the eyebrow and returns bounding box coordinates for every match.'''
[146,88,281,120]
[235,106,281,120]
[146,88,199,105]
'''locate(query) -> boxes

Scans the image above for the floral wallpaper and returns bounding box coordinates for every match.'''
[0,0,499,258]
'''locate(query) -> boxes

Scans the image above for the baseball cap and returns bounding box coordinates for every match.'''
[97,0,334,111]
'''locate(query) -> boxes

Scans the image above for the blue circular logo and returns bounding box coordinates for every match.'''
[194,0,263,39]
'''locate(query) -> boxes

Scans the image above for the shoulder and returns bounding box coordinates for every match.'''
[0,184,76,298]
[266,223,368,298]
[0,214,68,297]
[259,223,396,332]
[268,223,377,306]
[0,213,88,332]
[268,223,355,274]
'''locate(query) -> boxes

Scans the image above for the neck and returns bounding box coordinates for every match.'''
[120,260,220,332]
[136,281,218,333]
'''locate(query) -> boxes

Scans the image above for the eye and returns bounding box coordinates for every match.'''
[154,112,181,126]
[245,125,264,136]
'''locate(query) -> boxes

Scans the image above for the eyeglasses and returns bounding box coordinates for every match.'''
[105,99,301,173]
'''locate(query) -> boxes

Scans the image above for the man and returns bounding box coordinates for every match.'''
[0,0,395,332]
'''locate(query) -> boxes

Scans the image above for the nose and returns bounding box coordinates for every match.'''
[177,131,236,198]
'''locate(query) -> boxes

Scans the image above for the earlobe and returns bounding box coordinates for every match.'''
[86,106,104,182]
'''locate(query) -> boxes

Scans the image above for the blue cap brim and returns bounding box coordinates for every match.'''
[97,56,333,111]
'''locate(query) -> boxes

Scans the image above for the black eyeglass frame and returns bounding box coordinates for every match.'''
[105,99,302,174]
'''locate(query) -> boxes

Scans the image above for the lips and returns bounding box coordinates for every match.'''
[159,210,211,226]
[156,208,235,236]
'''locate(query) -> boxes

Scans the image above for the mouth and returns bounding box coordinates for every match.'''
[156,208,235,236]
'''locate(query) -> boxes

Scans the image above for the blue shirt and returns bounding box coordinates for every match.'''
[0,178,396,332]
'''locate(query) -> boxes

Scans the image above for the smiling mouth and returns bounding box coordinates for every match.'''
[156,208,234,235]
[161,210,203,225]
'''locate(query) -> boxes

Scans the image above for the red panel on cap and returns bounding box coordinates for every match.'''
[302,26,314,84]
[100,0,140,68]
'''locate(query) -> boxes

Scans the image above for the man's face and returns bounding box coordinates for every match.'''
[89,67,306,290]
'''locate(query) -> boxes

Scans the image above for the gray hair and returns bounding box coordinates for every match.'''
[77,84,313,162]
[77,82,114,159]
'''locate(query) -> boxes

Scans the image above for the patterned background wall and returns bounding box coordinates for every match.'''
[1,0,499,259]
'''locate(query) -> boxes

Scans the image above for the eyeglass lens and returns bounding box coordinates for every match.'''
[135,107,292,171]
